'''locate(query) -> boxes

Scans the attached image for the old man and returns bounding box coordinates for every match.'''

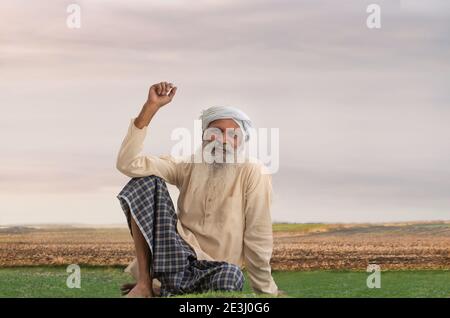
[116,81,278,297]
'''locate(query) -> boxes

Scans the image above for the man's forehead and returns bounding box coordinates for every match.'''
[208,118,240,129]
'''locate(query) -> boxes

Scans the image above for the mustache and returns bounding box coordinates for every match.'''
[203,140,234,154]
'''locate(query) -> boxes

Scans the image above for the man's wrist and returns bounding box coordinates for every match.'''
[143,101,159,111]
[134,102,159,129]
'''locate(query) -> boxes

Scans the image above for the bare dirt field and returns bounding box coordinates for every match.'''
[271,222,450,270]
[1,222,449,270]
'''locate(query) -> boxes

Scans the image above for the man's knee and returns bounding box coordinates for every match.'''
[131,175,164,184]
[125,175,165,191]
[118,175,168,203]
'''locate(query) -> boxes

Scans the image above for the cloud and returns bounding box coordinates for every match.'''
[0,0,449,223]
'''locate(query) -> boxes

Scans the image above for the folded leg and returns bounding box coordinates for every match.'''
[117,175,244,297]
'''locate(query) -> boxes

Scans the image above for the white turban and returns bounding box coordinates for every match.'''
[200,106,253,142]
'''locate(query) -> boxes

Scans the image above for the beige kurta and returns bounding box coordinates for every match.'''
[116,117,278,295]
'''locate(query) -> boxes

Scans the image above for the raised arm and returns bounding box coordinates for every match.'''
[116,82,180,184]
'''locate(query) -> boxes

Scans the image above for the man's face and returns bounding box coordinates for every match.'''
[202,118,244,163]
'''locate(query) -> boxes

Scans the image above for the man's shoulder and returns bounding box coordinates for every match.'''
[240,157,272,196]
[241,157,271,176]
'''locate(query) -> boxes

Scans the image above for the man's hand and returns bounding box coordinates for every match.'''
[145,81,177,109]
[134,81,177,129]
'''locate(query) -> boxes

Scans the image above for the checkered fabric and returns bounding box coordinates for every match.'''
[117,175,244,296]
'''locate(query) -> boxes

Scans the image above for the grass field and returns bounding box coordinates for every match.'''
[0,267,448,298]
[1,222,449,298]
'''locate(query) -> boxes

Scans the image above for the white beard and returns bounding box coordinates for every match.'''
[202,140,244,165]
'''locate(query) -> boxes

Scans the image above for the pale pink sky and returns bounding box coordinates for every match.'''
[1,0,449,224]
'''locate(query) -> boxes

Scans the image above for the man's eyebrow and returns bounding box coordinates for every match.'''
[209,126,239,132]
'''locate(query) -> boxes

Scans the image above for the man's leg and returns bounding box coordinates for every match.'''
[117,175,197,296]
[126,216,154,297]
[208,263,245,292]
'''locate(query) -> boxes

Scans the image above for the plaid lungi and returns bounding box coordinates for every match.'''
[117,175,244,296]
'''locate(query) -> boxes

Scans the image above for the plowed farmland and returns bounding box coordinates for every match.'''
[1,222,449,270]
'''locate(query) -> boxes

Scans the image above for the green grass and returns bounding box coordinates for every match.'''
[0,267,448,298]
[272,223,329,233]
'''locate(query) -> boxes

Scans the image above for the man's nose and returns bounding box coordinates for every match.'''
[211,134,227,143]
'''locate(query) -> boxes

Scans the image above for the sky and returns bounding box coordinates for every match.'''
[0,0,449,225]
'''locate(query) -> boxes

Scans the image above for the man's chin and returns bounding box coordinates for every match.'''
[204,148,245,165]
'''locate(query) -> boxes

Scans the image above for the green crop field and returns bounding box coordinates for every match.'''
[0,267,448,298]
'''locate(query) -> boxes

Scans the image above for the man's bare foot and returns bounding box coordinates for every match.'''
[121,282,161,297]
[121,283,136,296]
[125,282,153,298]
[153,285,161,297]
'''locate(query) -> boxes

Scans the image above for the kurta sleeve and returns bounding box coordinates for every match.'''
[243,163,278,295]
[116,117,179,186]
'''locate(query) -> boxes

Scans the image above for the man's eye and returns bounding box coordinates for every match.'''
[226,130,242,140]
